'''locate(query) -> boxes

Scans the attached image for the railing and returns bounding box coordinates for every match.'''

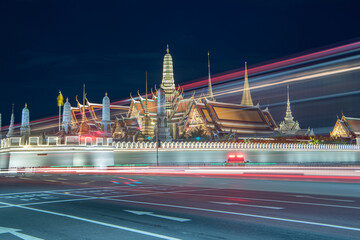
[114,141,360,151]
[0,137,113,148]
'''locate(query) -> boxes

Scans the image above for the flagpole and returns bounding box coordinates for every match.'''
[58,105,61,132]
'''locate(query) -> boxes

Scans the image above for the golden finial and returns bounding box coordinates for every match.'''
[105,92,108,96]
[66,97,69,102]
[166,44,169,54]
[25,103,27,108]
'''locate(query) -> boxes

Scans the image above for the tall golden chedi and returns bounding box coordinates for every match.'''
[161,45,177,117]
[241,62,253,106]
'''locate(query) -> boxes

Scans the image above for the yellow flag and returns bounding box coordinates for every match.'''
[57,91,64,107]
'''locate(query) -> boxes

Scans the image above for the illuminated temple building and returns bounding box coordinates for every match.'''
[115,46,278,141]
[278,86,314,137]
[330,115,360,144]
[0,46,290,142]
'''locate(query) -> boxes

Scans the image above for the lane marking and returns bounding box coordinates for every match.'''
[0,188,216,210]
[0,226,44,240]
[0,186,130,196]
[209,201,283,210]
[20,197,96,206]
[108,199,360,232]
[178,193,360,210]
[291,195,354,202]
[0,184,179,197]
[0,201,180,240]
[124,210,191,222]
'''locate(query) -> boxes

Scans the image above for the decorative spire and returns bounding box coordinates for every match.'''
[279,85,300,133]
[105,92,108,96]
[207,51,215,101]
[241,61,254,106]
[284,85,294,122]
[6,104,15,138]
[20,103,30,137]
[62,97,72,134]
[161,45,175,92]
[145,71,149,116]
[82,84,86,122]
[78,84,89,135]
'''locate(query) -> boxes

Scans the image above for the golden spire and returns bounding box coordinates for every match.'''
[241,61,254,106]
[82,83,86,122]
[105,92,108,96]
[207,51,215,101]
[25,103,27,108]
[161,44,175,91]
[145,71,149,116]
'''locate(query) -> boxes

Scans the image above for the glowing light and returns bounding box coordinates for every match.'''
[228,154,236,158]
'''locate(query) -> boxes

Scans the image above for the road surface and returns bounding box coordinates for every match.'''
[0,171,359,239]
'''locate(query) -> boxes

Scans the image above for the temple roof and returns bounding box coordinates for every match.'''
[189,99,277,134]
[343,116,360,134]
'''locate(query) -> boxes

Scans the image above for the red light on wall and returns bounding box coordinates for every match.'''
[228,154,236,158]
[237,154,244,158]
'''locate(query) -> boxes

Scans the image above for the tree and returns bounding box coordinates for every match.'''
[185,126,209,141]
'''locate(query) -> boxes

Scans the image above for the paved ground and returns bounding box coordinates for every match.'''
[0,173,359,240]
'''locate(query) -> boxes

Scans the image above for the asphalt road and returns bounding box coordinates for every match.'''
[0,172,359,240]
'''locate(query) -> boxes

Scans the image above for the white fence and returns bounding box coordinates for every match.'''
[0,137,113,148]
[114,141,360,151]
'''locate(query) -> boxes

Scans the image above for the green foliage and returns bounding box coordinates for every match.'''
[243,139,252,143]
[185,126,209,141]
[309,137,320,144]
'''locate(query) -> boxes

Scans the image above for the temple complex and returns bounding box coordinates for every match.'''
[117,46,278,141]
[0,45,319,143]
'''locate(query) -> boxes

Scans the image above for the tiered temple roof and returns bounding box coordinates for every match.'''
[186,99,277,135]
[331,115,360,138]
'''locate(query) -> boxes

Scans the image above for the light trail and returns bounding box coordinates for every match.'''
[2,40,360,131]
[212,64,360,99]
[3,166,360,183]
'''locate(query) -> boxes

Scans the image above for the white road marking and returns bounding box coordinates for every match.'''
[0,226,44,240]
[0,201,180,240]
[210,201,283,209]
[291,195,354,202]
[179,193,360,210]
[0,186,129,196]
[20,197,97,206]
[0,188,216,210]
[124,210,191,222]
[108,199,360,232]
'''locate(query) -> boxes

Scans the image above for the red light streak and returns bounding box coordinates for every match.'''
[3,41,360,129]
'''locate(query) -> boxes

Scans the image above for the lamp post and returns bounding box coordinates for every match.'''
[156,126,159,166]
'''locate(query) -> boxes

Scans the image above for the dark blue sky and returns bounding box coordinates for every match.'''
[0,0,359,126]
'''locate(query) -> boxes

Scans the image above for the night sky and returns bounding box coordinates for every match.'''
[0,0,359,130]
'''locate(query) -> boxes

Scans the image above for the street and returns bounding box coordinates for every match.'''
[0,172,359,240]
